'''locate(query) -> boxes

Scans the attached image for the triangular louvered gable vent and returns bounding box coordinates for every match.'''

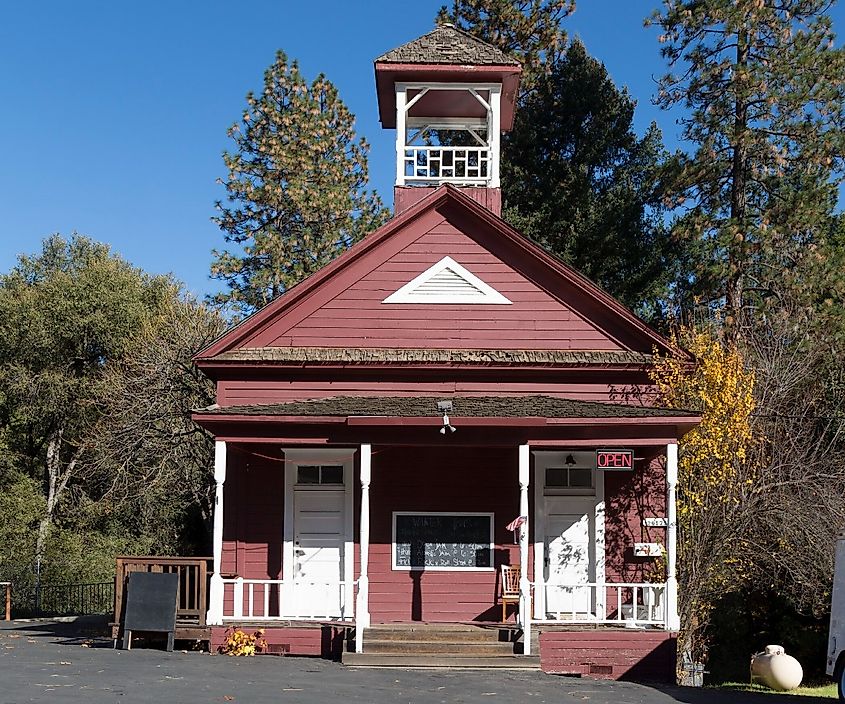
[383,256,511,304]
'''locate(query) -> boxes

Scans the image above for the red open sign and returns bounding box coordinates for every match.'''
[596,449,633,470]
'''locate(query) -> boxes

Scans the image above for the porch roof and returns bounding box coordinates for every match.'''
[196,395,697,421]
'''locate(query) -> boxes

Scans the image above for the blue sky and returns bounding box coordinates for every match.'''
[1,1,843,298]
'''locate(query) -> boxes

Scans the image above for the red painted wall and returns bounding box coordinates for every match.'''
[394,186,501,215]
[255,215,624,351]
[211,625,346,658]
[221,446,286,616]
[540,630,676,682]
[604,455,667,585]
[363,445,525,623]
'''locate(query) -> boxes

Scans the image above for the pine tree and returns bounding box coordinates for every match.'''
[211,52,386,315]
[436,3,677,319]
[648,0,845,332]
[437,0,574,94]
[502,40,676,319]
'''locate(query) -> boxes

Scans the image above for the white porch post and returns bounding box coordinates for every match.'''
[395,87,406,186]
[489,85,502,188]
[665,442,681,631]
[207,440,227,626]
[355,444,372,654]
[518,444,531,655]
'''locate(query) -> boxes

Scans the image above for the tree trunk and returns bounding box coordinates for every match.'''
[727,28,750,339]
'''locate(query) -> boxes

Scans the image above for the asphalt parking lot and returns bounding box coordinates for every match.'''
[0,618,833,704]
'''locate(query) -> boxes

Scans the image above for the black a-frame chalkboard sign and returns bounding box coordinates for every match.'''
[121,571,179,651]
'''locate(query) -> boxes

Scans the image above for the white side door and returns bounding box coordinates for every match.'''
[291,488,345,618]
[545,505,592,617]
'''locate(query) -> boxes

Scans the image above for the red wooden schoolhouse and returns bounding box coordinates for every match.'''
[193,25,699,679]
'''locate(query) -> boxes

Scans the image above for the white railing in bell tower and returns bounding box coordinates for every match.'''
[395,83,502,188]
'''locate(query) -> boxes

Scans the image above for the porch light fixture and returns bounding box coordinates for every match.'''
[437,400,456,434]
[565,454,577,466]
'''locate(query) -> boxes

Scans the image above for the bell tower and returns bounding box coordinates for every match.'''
[374,25,521,216]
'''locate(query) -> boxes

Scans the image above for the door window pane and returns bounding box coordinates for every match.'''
[321,465,344,484]
[297,466,320,484]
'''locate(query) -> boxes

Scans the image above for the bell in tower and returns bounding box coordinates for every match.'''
[374,24,521,216]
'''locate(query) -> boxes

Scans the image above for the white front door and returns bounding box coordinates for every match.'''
[291,487,345,617]
[283,449,354,621]
[544,501,593,617]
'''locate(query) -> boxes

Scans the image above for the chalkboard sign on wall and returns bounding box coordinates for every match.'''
[393,512,493,570]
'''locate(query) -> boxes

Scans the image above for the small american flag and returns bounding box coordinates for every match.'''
[506,515,527,532]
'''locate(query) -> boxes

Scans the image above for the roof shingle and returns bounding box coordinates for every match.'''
[207,347,654,367]
[376,25,519,66]
[197,395,698,420]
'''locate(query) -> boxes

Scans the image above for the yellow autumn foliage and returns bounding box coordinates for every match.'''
[650,328,757,517]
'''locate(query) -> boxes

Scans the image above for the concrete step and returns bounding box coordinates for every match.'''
[363,639,517,655]
[342,652,541,669]
[364,625,516,643]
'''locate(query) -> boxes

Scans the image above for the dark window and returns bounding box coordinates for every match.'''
[569,468,593,488]
[297,465,343,485]
[297,466,320,484]
[545,467,594,491]
[320,465,344,484]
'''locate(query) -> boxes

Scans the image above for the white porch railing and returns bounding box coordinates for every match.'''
[534,582,668,626]
[403,146,490,184]
[221,578,351,621]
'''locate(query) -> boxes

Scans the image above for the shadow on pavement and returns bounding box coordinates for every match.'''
[1,615,112,647]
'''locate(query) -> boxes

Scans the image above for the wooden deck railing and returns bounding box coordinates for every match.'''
[113,556,212,627]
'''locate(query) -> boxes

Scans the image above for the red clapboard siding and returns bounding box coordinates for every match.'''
[604,457,667,583]
[222,448,285,581]
[262,219,625,351]
[394,186,501,215]
[363,446,528,623]
[539,630,676,681]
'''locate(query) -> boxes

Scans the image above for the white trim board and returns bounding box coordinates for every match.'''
[383,256,511,305]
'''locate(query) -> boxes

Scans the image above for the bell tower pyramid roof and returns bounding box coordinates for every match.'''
[376,24,520,66]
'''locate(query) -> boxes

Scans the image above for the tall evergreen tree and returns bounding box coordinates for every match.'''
[212,52,386,316]
[648,0,845,331]
[437,3,677,318]
[437,0,575,93]
[503,40,676,318]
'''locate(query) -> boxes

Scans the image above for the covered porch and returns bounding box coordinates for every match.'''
[194,395,695,662]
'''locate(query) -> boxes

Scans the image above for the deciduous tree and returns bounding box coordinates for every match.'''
[0,234,172,588]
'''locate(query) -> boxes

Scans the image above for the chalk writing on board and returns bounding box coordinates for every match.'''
[394,513,492,569]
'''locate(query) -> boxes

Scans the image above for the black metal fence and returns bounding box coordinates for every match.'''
[31,581,114,617]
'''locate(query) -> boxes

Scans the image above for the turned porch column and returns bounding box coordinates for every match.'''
[206,440,227,626]
[665,442,681,631]
[355,444,372,653]
[518,444,531,655]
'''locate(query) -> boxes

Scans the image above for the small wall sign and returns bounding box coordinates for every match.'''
[596,449,633,470]
[634,542,665,558]
[642,517,668,528]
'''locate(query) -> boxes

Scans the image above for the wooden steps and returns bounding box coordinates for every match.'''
[342,624,540,669]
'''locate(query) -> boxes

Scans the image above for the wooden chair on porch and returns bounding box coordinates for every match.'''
[500,564,521,622]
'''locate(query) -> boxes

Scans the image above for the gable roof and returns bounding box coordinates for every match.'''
[196,185,691,363]
[376,25,519,66]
